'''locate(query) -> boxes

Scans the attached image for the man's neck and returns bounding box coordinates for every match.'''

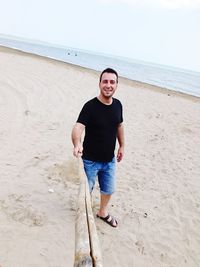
[97,95,113,105]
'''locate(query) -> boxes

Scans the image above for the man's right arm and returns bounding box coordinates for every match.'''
[71,122,85,157]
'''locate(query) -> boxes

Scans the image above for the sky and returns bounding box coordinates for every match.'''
[0,0,200,72]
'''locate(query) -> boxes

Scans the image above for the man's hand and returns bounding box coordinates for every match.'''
[117,146,124,162]
[117,123,124,162]
[73,144,83,157]
[71,122,85,157]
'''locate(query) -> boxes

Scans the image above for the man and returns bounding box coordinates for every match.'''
[71,68,124,228]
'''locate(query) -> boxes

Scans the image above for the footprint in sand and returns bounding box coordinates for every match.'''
[47,158,80,186]
[135,240,145,254]
[0,194,46,226]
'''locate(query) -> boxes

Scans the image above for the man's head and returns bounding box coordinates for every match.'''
[99,68,118,84]
[99,68,118,100]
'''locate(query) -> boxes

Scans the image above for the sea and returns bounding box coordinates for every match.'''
[0,34,200,97]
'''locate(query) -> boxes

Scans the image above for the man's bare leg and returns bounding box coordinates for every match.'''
[97,193,117,227]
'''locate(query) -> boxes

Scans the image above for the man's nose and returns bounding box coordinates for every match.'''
[106,82,111,87]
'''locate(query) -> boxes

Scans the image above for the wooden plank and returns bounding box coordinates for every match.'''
[85,186,103,267]
[74,158,103,267]
[74,162,93,267]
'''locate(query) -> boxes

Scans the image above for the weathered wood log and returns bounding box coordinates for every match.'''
[74,158,103,267]
[74,177,93,267]
[85,182,103,267]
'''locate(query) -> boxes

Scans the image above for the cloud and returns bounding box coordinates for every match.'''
[97,0,200,9]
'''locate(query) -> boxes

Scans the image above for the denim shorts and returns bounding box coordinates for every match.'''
[82,157,116,195]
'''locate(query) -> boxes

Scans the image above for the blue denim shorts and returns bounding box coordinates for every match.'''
[82,157,116,195]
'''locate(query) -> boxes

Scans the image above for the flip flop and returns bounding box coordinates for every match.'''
[97,214,118,228]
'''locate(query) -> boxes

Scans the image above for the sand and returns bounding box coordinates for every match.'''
[0,46,200,267]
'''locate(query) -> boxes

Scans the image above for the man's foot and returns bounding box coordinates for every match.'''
[97,214,118,227]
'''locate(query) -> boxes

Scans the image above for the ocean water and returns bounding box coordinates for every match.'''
[0,35,200,97]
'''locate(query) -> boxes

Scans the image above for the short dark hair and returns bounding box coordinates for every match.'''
[99,68,118,83]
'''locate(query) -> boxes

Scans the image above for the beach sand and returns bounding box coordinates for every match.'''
[0,46,200,267]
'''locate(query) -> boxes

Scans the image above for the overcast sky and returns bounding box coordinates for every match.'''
[0,0,200,72]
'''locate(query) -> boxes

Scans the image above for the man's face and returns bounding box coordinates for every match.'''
[99,72,118,99]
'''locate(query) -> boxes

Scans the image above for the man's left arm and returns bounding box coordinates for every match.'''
[117,123,125,162]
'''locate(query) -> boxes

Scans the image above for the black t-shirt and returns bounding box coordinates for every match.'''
[77,97,123,162]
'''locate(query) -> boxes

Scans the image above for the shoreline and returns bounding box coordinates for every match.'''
[1,44,199,100]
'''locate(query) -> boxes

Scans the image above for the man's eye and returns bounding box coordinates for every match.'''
[102,80,116,84]
[102,80,108,84]
[110,80,116,84]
